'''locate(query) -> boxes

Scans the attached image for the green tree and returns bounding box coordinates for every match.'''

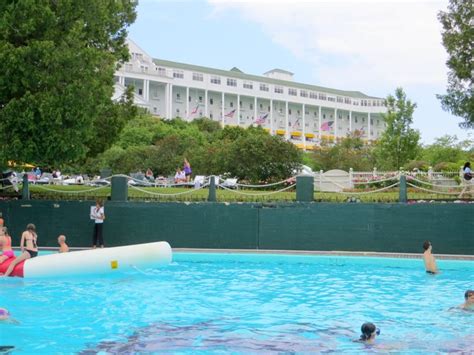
[437,0,474,128]
[375,88,421,170]
[310,133,376,171]
[225,129,302,182]
[0,0,137,168]
[419,134,473,166]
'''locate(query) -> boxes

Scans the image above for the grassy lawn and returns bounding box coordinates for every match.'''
[9,184,466,203]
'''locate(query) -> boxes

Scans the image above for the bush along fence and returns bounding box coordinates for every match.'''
[14,171,473,203]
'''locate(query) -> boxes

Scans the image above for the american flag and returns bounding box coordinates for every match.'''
[320,121,334,131]
[190,105,199,115]
[224,109,236,118]
[255,112,268,125]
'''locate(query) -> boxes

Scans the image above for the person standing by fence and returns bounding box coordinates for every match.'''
[183,158,192,182]
[90,199,105,249]
[459,162,472,198]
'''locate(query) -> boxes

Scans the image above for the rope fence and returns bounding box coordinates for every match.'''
[2,171,471,202]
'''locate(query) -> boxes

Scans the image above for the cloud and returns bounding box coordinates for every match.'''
[208,0,449,90]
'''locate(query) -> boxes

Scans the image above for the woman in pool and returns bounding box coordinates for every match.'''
[0,226,14,264]
[355,322,380,344]
[1,223,38,277]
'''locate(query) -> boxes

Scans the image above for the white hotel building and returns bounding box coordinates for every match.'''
[114,40,387,150]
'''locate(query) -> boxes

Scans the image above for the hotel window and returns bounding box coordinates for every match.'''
[125,64,133,71]
[227,78,237,87]
[297,110,300,115]
[193,73,203,81]
[176,108,180,114]
[230,102,234,108]
[260,83,269,92]
[288,88,297,96]
[268,106,270,111]
[318,93,327,100]
[173,70,184,79]
[188,96,191,102]
[338,114,342,119]
[344,97,351,104]
[239,101,242,107]
[260,103,263,109]
[176,93,181,101]
[138,88,143,96]
[250,103,253,110]
[289,109,292,115]
[156,67,166,76]
[243,81,253,89]
[328,96,335,102]
[199,96,203,103]
[300,90,308,98]
[210,98,214,105]
[337,96,344,103]
[141,66,149,73]
[310,92,318,99]
[274,86,283,94]
[323,114,326,119]
[210,76,221,84]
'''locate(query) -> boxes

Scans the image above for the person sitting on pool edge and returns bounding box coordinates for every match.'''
[0,226,14,264]
[354,322,380,344]
[58,234,69,253]
[422,240,439,274]
[1,223,39,277]
[459,290,474,311]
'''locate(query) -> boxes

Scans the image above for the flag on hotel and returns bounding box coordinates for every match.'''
[255,112,268,125]
[320,121,334,131]
[224,109,236,118]
[191,105,199,115]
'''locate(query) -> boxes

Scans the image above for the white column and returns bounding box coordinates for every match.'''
[302,104,306,147]
[221,92,225,126]
[270,99,273,134]
[349,110,352,133]
[119,76,125,85]
[237,94,240,126]
[205,90,208,118]
[186,87,190,121]
[254,96,257,124]
[285,101,289,139]
[318,106,322,140]
[165,84,170,119]
[368,112,371,141]
[169,84,173,119]
[144,79,149,102]
[334,108,337,140]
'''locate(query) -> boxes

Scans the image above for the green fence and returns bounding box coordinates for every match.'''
[1,200,472,254]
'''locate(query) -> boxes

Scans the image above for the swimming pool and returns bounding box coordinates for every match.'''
[1,252,473,353]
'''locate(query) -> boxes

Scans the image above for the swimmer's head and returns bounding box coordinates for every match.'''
[26,223,36,232]
[58,235,66,244]
[423,240,431,251]
[465,290,474,302]
[360,322,380,341]
[0,308,10,320]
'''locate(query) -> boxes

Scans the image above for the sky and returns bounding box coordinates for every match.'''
[128,0,472,145]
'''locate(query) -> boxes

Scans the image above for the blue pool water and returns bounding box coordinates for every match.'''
[1,252,473,353]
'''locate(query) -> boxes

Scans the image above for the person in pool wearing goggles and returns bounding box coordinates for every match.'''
[0,307,19,325]
[354,322,380,344]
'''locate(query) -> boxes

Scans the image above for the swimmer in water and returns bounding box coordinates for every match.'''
[422,240,439,274]
[0,308,19,324]
[354,322,380,344]
[459,290,474,311]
